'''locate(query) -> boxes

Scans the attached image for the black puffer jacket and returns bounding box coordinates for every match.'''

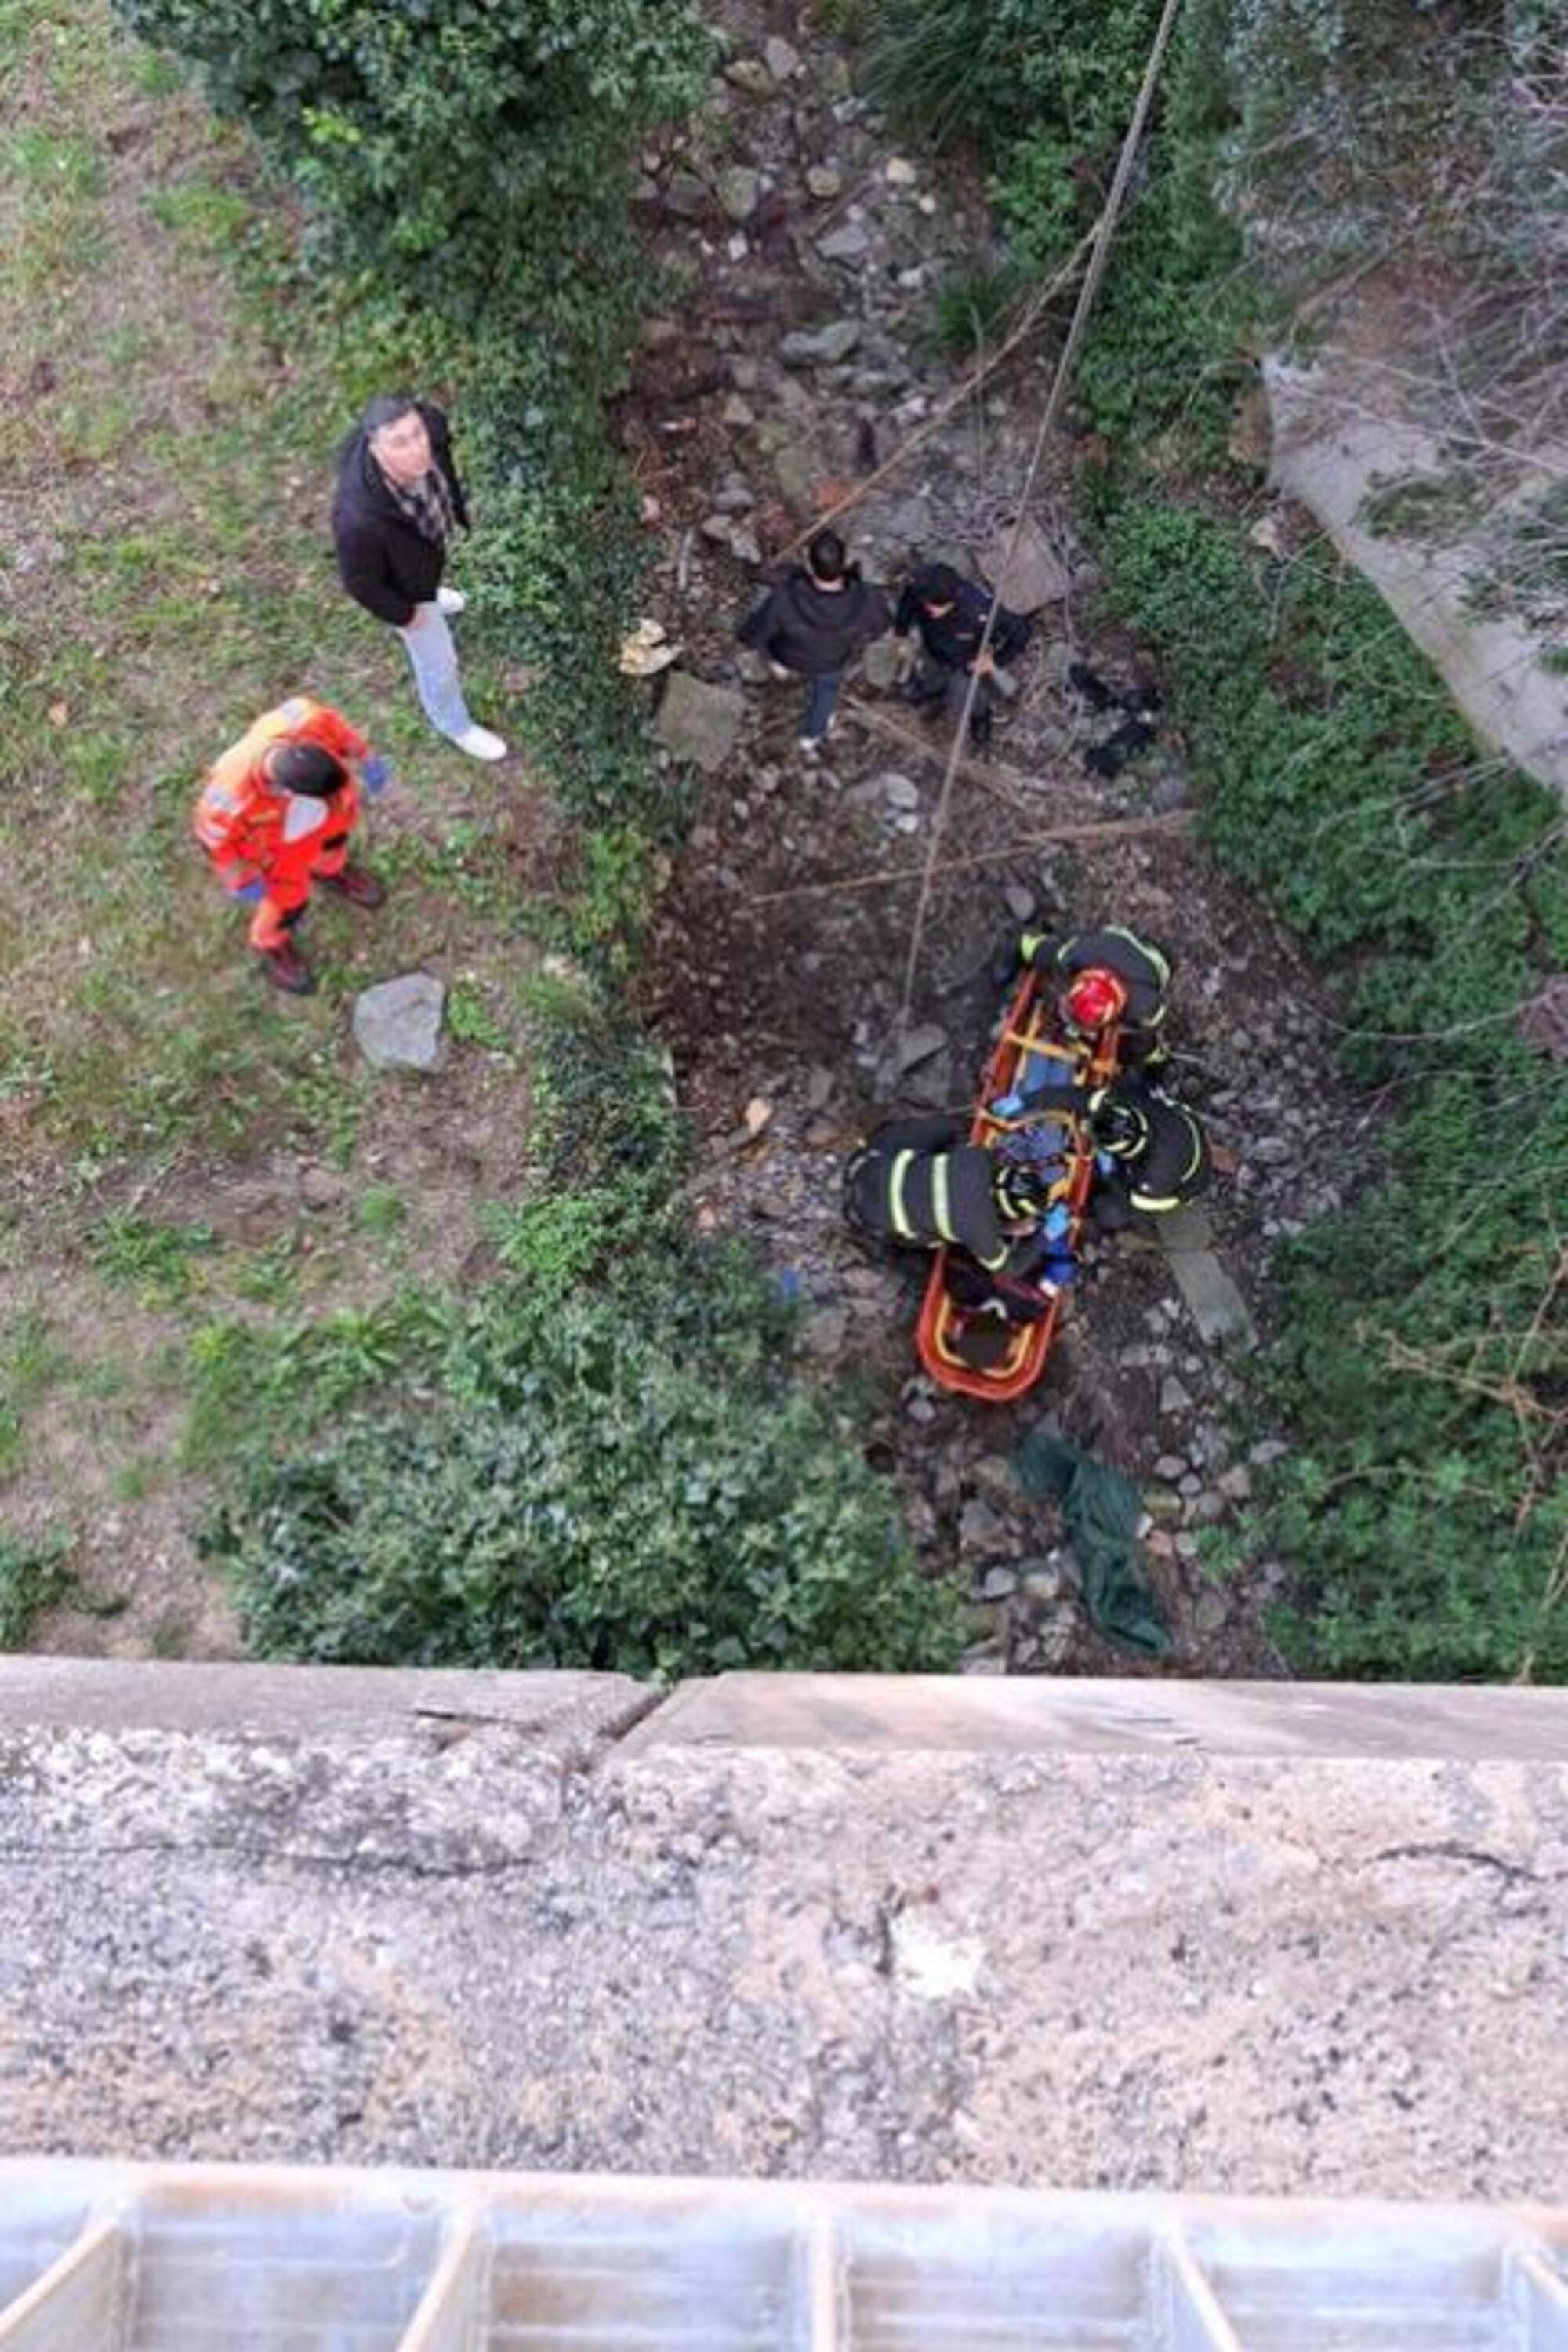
[331,401,470,628]
[738,565,891,676]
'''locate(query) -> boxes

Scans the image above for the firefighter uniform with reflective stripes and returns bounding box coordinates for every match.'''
[194,697,368,953]
[845,1116,1014,1269]
[1022,924,1171,1063]
[1092,1077,1211,1218]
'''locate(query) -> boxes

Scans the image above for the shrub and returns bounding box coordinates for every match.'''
[111,0,708,306]
[1098,482,1568,1681]
[205,1262,964,1679]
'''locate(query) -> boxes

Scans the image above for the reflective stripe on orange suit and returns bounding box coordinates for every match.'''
[194,697,367,951]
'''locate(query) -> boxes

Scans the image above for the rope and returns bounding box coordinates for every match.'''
[891,0,1188,1073]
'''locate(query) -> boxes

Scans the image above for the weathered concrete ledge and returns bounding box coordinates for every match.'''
[0,1662,1564,2197]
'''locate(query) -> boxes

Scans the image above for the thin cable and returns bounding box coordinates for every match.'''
[892,0,1189,1067]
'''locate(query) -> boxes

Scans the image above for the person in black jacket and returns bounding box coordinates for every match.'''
[737,529,891,752]
[893,561,1030,746]
[331,394,507,764]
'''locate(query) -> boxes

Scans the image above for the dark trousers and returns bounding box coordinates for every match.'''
[800,670,843,742]
[909,653,995,733]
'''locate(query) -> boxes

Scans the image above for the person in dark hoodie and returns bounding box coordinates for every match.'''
[331,394,507,764]
[737,528,891,753]
[893,561,1031,747]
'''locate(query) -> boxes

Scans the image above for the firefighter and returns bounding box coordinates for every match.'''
[194,695,390,996]
[843,1116,1077,1323]
[1086,1073,1212,1228]
[994,922,1173,1067]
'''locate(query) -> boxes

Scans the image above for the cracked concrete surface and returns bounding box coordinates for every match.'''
[0,1667,1564,2194]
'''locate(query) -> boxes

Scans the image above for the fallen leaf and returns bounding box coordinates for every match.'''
[742,1095,773,1138]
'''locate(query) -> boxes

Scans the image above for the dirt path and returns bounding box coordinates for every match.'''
[627,5,1368,1675]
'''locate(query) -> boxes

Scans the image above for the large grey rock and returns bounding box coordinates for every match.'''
[353,973,445,1073]
[774,442,818,508]
[979,514,1071,611]
[861,637,903,691]
[654,672,745,774]
[896,1022,947,1071]
[1160,1203,1259,1355]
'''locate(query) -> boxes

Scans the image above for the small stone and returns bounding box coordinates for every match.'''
[701,514,734,545]
[805,163,843,200]
[1174,1532,1203,1563]
[1192,1589,1229,1635]
[880,772,920,812]
[764,33,801,81]
[1250,1437,1289,1468]
[1003,884,1035,923]
[716,165,760,223]
[1250,1136,1293,1167]
[742,1095,773,1138]
[1019,1563,1063,1608]
[724,56,775,96]
[665,172,710,220]
[353,973,446,1074]
[818,220,872,263]
[959,1499,1006,1556]
[1154,1454,1188,1482]
[802,1306,848,1359]
[1149,762,1192,814]
[806,1065,835,1112]
[1160,1376,1195,1416]
[722,394,757,428]
[978,1565,1018,1602]
[299,1166,348,1212]
[885,156,918,187]
[781,319,862,365]
[1218,1464,1254,1503]
[729,524,763,565]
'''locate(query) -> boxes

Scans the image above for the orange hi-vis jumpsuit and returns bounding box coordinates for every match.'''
[194,698,368,953]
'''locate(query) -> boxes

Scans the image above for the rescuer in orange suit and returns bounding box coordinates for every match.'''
[194,695,391,996]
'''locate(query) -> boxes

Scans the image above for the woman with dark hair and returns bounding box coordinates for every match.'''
[737,528,891,753]
[331,394,507,763]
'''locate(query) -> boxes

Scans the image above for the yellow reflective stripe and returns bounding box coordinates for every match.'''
[931,1156,959,1243]
[887,1151,919,1240]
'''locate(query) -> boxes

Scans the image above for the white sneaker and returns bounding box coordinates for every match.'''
[452,724,507,762]
[797,735,823,754]
[437,585,467,616]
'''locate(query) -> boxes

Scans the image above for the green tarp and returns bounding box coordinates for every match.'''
[1014,1425,1171,1656]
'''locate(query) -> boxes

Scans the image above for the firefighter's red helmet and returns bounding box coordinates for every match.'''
[1062,967,1128,1033]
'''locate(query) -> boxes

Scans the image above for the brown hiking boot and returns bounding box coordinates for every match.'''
[319,862,387,911]
[261,940,316,996]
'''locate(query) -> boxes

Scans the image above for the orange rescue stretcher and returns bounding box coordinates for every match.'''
[915,967,1121,1403]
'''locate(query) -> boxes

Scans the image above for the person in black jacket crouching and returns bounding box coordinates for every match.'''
[893,561,1031,747]
[738,529,891,753]
[332,394,507,764]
